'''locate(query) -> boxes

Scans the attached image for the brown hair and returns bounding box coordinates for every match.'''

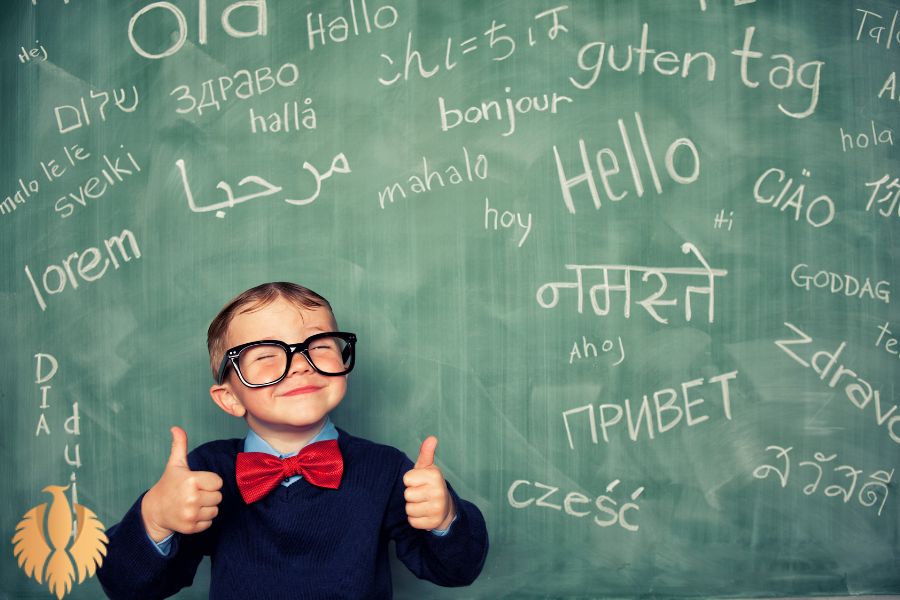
[207,282,334,378]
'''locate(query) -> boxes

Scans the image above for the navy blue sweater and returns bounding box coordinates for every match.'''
[97,429,488,599]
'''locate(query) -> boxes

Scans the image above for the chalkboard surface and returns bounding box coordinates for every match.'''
[3,1,899,598]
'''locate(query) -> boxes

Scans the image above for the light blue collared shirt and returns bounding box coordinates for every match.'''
[148,417,453,555]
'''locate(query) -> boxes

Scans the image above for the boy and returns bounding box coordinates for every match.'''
[97,282,489,599]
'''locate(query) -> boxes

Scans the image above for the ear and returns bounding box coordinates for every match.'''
[210,382,247,418]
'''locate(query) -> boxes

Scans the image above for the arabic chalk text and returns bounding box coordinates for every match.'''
[484,197,532,248]
[307,0,398,51]
[250,98,316,134]
[54,146,142,219]
[775,322,900,444]
[536,243,727,325]
[439,87,572,137]
[128,0,267,59]
[790,263,890,304]
[863,173,900,218]
[561,371,738,450]
[378,146,487,210]
[178,152,351,218]
[754,445,893,516]
[171,62,299,117]
[24,228,142,312]
[840,121,894,152]
[378,5,569,86]
[508,477,645,532]
[753,166,836,228]
[552,112,700,215]
[568,335,625,367]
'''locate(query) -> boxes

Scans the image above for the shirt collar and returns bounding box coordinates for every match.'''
[243,416,338,458]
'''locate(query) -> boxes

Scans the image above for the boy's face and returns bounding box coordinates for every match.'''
[209,297,347,442]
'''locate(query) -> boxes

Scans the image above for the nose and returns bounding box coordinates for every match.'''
[287,349,314,377]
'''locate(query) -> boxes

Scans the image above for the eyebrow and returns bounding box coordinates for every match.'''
[254,327,328,341]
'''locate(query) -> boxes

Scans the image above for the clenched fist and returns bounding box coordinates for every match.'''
[141,427,224,542]
[403,436,456,531]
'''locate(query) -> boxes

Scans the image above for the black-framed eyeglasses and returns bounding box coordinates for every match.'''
[216,332,357,387]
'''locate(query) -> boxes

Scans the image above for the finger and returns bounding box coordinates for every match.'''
[402,468,436,489]
[414,435,438,469]
[407,516,436,530]
[167,426,189,469]
[405,501,434,519]
[197,490,223,507]
[196,506,219,521]
[192,520,213,533]
[194,471,224,491]
[404,487,429,503]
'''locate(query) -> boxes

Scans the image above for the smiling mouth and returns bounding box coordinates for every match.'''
[283,386,321,396]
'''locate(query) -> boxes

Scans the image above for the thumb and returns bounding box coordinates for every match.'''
[167,426,190,469]
[414,436,438,469]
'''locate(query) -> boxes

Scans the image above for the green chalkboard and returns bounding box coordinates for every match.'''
[3,0,899,598]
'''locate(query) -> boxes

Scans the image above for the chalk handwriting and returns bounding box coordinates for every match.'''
[54,146,142,219]
[754,445,893,516]
[753,167,836,227]
[570,23,717,91]
[775,322,900,444]
[17,41,48,63]
[553,112,700,214]
[568,335,625,367]
[731,26,824,118]
[879,71,899,103]
[439,87,571,137]
[170,63,299,117]
[54,87,140,134]
[875,321,900,362]
[128,0,267,59]
[484,197,531,247]
[250,99,316,134]
[790,263,890,304]
[508,477,645,532]
[863,173,900,218]
[713,209,735,230]
[25,228,142,312]
[379,6,568,86]
[1,144,91,218]
[307,0,398,50]
[32,353,85,524]
[698,0,755,10]
[378,146,487,209]
[840,121,894,152]
[561,371,738,450]
[855,8,900,50]
[537,243,727,325]
[178,153,351,218]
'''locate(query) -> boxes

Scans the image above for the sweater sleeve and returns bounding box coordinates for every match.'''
[96,451,219,599]
[385,455,489,587]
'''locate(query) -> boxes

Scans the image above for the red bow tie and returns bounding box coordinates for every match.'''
[236,439,343,504]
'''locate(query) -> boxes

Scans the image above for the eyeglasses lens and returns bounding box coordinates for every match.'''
[236,336,351,384]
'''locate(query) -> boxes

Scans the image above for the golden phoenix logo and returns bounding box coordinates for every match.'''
[12,484,108,599]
